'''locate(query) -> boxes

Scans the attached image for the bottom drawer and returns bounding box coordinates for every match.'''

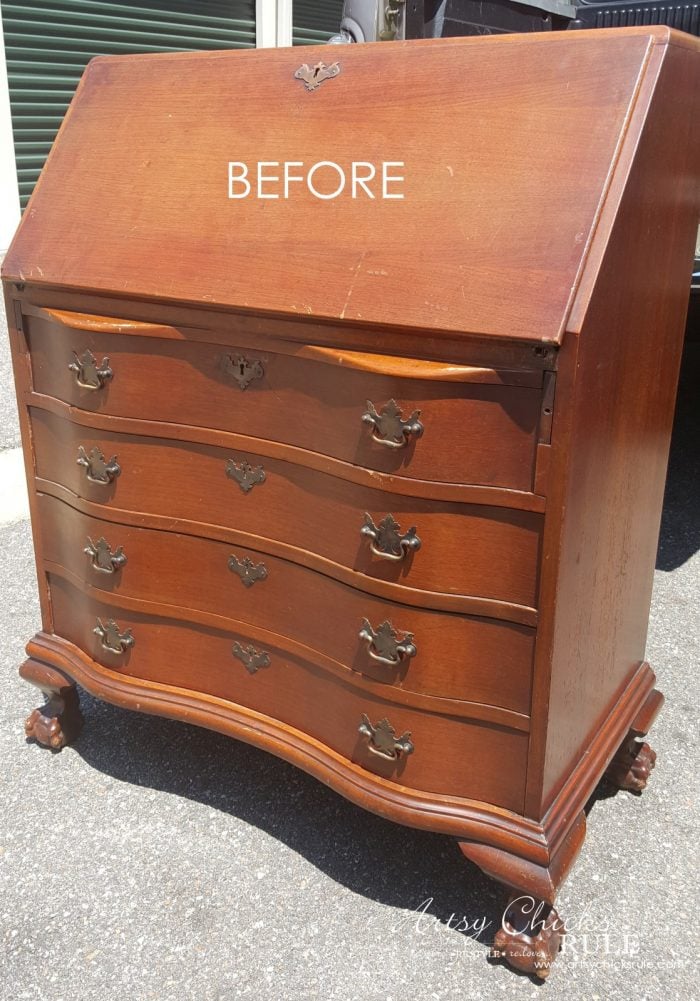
[49,574,528,813]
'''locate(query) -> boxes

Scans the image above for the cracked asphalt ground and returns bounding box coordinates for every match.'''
[0,299,698,1000]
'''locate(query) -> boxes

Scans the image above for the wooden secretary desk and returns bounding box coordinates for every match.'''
[3,26,699,979]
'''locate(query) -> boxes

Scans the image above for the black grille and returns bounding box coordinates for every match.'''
[574,2,700,33]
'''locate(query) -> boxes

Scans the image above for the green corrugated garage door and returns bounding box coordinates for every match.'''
[293,0,344,44]
[2,0,256,208]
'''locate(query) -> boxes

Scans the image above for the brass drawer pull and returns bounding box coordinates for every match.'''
[93,617,134,654]
[68,348,113,390]
[77,445,121,484]
[361,513,421,561]
[359,619,417,666]
[84,536,127,574]
[232,641,271,675]
[362,399,424,448]
[222,353,264,390]
[228,554,268,588]
[226,457,266,494]
[358,714,414,761]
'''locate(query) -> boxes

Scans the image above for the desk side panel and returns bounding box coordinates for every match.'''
[529,38,700,816]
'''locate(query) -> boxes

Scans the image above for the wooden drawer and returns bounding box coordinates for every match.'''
[48,573,528,812]
[38,492,534,717]
[25,308,543,491]
[31,407,542,609]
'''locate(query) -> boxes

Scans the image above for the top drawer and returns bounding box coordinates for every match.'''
[25,308,544,492]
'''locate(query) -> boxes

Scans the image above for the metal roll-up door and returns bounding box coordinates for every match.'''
[2,0,256,209]
[293,0,344,44]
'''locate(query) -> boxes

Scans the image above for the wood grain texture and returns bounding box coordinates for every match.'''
[20,628,659,865]
[37,491,535,717]
[15,288,559,372]
[0,29,670,343]
[526,35,700,816]
[25,631,552,855]
[35,477,539,625]
[28,306,544,385]
[30,407,543,607]
[26,392,547,510]
[48,572,529,812]
[3,29,699,973]
[26,310,543,490]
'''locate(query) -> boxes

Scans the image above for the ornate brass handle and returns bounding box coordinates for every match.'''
[359,619,417,667]
[361,513,421,562]
[358,714,414,761]
[221,353,264,390]
[362,399,424,448]
[84,536,127,574]
[93,618,134,654]
[232,641,271,675]
[77,445,121,484]
[68,349,113,390]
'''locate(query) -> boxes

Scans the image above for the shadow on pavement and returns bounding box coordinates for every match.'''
[656,343,700,571]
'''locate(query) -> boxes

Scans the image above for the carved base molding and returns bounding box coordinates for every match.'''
[18,632,664,978]
[460,812,584,979]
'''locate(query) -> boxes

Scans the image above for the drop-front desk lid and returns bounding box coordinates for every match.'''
[3,26,698,344]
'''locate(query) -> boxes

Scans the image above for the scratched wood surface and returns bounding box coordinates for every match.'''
[0,27,670,344]
[3,29,700,973]
[26,309,543,490]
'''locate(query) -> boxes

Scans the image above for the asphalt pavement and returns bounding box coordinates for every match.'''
[0,302,698,1001]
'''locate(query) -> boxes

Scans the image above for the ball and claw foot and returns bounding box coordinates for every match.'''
[20,659,83,750]
[605,736,657,792]
[491,895,565,980]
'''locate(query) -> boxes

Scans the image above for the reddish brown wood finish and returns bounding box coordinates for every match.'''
[3,26,699,980]
[604,689,664,792]
[26,310,543,491]
[526,33,700,815]
[48,573,529,811]
[1,30,668,343]
[19,659,84,750]
[30,406,543,608]
[37,492,535,717]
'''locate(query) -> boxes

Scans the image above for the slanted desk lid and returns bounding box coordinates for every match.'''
[0,27,682,343]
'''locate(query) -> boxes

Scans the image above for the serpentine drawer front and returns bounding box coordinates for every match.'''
[30,407,542,609]
[37,493,535,717]
[47,573,529,812]
[5,27,698,980]
[25,306,544,492]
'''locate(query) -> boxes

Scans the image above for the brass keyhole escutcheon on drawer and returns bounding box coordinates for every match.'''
[84,536,127,575]
[362,399,424,448]
[232,641,271,675]
[228,554,268,588]
[359,619,417,666]
[77,445,121,485]
[221,353,264,390]
[225,458,266,494]
[358,714,414,761]
[361,513,421,561]
[68,348,113,390]
[93,618,134,655]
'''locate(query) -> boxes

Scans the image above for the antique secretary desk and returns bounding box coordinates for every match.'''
[3,26,699,978]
